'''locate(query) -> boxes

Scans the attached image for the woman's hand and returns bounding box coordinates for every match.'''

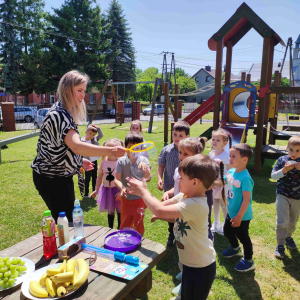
[110,146,126,158]
[126,177,147,197]
[82,158,94,171]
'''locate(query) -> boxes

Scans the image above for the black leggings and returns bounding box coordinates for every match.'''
[224,214,253,260]
[33,170,75,223]
[84,160,98,196]
[181,262,216,300]
[108,213,121,229]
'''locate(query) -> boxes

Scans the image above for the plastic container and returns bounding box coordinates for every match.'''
[57,212,69,247]
[73,200,84,238]
[41,210,57,259]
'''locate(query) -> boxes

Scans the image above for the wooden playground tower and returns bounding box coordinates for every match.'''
[208,2,300,173]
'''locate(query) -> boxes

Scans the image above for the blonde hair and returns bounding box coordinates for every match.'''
[100,138,124,162]
[57,70,89,124]
[130,120,142,132]
[212,128,232,148]
[179,137,207,155]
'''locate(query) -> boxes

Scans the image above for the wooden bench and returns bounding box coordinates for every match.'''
[0,225,166,300]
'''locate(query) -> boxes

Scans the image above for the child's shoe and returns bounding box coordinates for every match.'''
[274,245,285,258]
[234,258,255,272]
[211,221,217,233]
[170,297,181,300]
[222,245,242,258]
[285,237,297,249]
[175,272,182,281]
[172,283,181,296]
[216,222,224,236]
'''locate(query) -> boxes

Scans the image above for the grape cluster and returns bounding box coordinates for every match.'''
[0,257,27,289]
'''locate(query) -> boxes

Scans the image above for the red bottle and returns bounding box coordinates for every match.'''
[41,210,57,259]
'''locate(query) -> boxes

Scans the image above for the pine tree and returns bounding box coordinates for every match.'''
[45,0,111,92]
[0,0,22,102]
[106,0,136,92]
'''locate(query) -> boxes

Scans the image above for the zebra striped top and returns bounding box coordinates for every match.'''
[31,101,83,178]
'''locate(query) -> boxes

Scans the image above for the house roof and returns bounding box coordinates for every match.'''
[208,2,285,51]
[192,68,239,80]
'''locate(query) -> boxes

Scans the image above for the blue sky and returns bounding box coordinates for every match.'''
[44,0,300,76]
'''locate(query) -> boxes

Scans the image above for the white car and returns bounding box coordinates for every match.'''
[34,108,50,128]
[106,103,132,117]
[143,104,164,116]
[14,106,36,122]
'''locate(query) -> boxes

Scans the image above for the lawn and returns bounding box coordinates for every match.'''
[0,121,299,300]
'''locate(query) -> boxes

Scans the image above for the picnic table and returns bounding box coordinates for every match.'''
[0,225,166,300]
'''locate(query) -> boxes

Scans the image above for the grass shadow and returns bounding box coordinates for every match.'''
[282,248,300,283]
[214,235,263,300]
[80,196,97,212]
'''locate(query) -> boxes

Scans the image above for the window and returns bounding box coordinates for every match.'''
[206,76,210,82]
[90,94,95,104]
[195,77,199,82]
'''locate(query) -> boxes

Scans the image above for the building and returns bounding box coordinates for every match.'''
[293,34,300,86]
[188,66,238,103]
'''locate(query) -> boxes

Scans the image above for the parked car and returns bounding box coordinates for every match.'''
[34,108,50,128]
[14,106,36,122]
[105,103,133,117]
[143,104,164,116]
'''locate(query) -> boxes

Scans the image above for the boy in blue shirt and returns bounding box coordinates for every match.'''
[222,143,255,272]
[271,135,300,258]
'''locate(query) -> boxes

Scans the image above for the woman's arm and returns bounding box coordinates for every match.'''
[64,129,125,157]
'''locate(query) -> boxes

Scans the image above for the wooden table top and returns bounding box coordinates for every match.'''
[0,225,166,300]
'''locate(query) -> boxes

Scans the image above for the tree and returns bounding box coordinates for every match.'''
[136,67,159,101]
[177,76,197,94]
[0,0,22,102]
[45,0,111,93]
[106,0,136,94]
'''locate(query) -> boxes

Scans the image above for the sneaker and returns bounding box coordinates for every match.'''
[222,246,242,258]
[216,224,224,236]
[167,234,175,247]
[170,297,181,300]
[211,221,217,233]
[175,271,182,281]
[172,283,181,296]
[274,245,285,258]
[83,195,89,199]
[285,237,297,249]
[234,258,256,272]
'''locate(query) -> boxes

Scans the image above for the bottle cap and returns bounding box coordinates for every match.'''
[59,212,66,218]
[74,199,80,206]
[43,210,51,217]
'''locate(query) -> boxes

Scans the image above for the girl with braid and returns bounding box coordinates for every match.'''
[209,128,232,235]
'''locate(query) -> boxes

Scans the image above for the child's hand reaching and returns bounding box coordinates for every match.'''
[230,215,242,227]
[151,215,158,223]
[120,188,127,199]
[157,178,163,191]
[126,177,148,197]
[138,162,148,172]
[282,161,295,174]
[162,191,169,202]
[90,190,97,199]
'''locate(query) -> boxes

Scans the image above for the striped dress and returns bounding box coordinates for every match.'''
[31,100,84,195]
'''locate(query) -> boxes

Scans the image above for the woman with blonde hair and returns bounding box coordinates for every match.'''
[31,70,125,222]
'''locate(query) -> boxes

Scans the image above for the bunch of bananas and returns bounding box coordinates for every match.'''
[29,258,89,298]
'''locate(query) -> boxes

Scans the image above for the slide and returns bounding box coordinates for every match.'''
[184,94,223,126]
[223,124,248,146]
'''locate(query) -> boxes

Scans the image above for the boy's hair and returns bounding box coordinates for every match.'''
[232,143,253,162]
[125,131,143,147]
[172,121,190,136]
[179,137,207,155]
[131,120,142,131]
[87,125,97,133]
[178,154,219,190]
[212,128,232,148]
[288,135,300,147]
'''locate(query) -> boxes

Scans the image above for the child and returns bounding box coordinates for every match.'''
[90,138,124,229]
[158,121,190,247]
[81,124,104,198]
[222,143,255,272]
[271,135,300,258]
[130,120,143,133]
[209,128,232,235]
[127,154,219,300]
[114,131,151,235]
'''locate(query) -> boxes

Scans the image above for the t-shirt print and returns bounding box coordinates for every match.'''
[105,167,115,186]
[174,218,191,249]
[227,173,241,199]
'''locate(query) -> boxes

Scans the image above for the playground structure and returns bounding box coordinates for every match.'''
[169,2,300,173]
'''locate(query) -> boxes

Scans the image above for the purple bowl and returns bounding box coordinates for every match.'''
[104,229,142,253]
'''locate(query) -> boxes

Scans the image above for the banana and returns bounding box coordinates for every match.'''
[58,258,67,273]
[66,259,76,274]
[57,286,67,297]
[51,271,74,283]
[46,259,67,276]
[29,280,48,298]
[69,259,89,290]
[39,273,48,287]
[46,277,56,297]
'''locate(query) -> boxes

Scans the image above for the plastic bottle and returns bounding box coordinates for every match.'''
[57,212,69,247]
[73,200,84,238]
[41,210,57,259]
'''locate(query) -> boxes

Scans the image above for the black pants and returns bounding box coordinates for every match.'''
[224,214,253,260]
[108,213,121,229]
[33,170,75,223]
[181,262,216,300]
[206,189,214,241]
[84,160,98,196]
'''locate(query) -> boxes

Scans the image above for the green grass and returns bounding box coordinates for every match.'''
[0,121,300,299]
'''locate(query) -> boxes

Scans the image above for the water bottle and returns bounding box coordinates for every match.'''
[57,212,69,247]
[41,210,57,259]
[73,200,84,238]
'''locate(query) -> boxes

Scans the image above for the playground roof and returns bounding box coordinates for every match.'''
[208,2,285,51]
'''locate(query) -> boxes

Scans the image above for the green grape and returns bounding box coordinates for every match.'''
[13,271,19,277]
[20,261,25,266]
[8,278,15,285]
[0,262,4,268]
[4,271,11,278]
[11,260,17,265]
[0,268,6,273]
[5,261,11,268]
[16,258,21,264]
[0,273,3,279]
[3,278,8,282]
[18,266,27,272]
[0,280,3,286]
[3,257,9,262]
[9,275,15,279]
[10,265,17,271]
[2,281,8,289]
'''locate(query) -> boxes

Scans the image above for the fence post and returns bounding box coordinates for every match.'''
[116,101,124,124]
[178,100,183,119]
[132,101,140,120]
[1,102,16,131]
